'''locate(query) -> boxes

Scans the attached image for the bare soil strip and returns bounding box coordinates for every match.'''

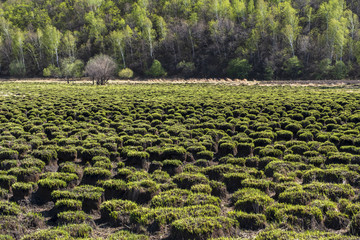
[1,77,360,87]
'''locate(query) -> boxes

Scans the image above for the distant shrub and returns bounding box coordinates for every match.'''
[226,58,252,79]
[43,64,61,78]
[118,68,134,79]
[282,56,302,79]
[145,59,167,77]
[176,61,195,77]
[9,60,26,78]
[330,60,348,80]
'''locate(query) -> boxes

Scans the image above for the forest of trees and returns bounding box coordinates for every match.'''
[1,0,360,80]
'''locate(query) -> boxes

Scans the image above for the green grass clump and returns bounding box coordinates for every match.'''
[173,172,209,189]
[255,229,358,240]
[278,187,313,205]
[12,182,33,194]
[57,147,77,162]
[58,162,82,175]
[7,167,41,183]
[107,230,149,240]
[55,199,82,212]
[170,216,237,239]
[37,178,67,190]
[59,224,92,238]
[133,204,220,227]
[241,178,273,193]
[0,201,21,216]
[100,199,138,222]
[19,158,45,170]
[150,189,192,208]
[20,229,70,240]
[0,149,18,160]
[83,167,111,179]
[303,182,355,201]
[40,172,78,184]
[265,203,323,229]
[223,172,251,192]
[325,210,350,230]
[162,146,187,160]
[100,179,127,199]
[125,180,160,203]
[32,149,57,163]
[0,235,14,240]
[228,211,266,230]
[232,188,274,213]
[57,210,87,224]
[0,175,16,190]
[190,184,212,194]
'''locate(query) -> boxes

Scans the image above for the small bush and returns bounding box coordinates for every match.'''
[118,68,134,79]
[226,58,252,79]
[43,64,61,77]
[145,59,167,77]
[9,60,26,78]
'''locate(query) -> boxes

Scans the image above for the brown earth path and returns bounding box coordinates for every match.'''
[2,77,360,87]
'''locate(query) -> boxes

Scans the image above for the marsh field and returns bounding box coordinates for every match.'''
[2,83,360,239]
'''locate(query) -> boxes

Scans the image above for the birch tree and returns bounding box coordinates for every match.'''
[281,1,301,57]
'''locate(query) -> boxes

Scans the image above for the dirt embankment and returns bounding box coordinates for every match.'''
[2,77,360,87]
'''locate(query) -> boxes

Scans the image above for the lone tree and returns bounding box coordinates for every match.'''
[85,54,116,85]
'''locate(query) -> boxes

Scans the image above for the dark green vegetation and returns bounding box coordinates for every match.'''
[2,83,360,239]
[1,0,360,80]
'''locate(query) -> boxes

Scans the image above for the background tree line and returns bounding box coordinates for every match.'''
[1,0,360,80]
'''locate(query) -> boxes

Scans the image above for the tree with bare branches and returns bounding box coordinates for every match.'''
[85,54,116,85]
